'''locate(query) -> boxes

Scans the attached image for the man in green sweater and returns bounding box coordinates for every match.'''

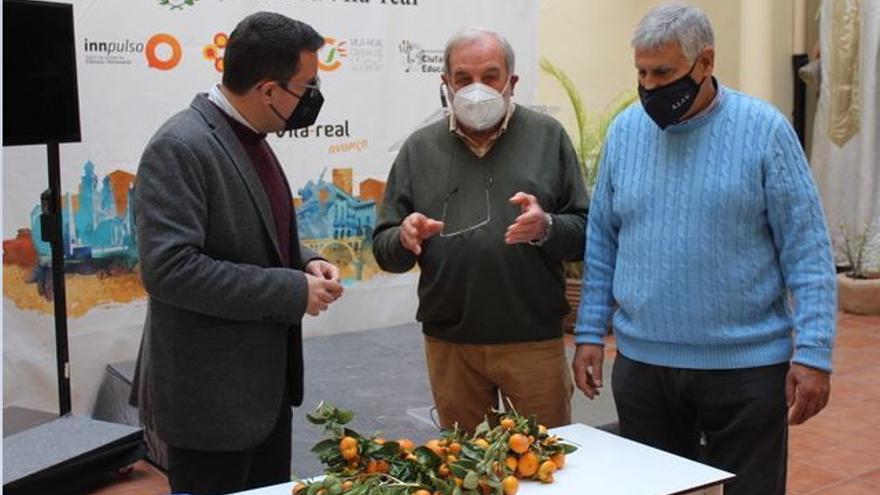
[372,27,588,431]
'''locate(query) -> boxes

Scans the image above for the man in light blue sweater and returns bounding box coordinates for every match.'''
[572,4,837,495]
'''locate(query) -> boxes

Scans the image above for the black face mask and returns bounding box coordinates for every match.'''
[271,80,324,131]
[638,59,705,130]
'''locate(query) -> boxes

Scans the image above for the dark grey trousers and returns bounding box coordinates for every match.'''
[166,391,292,495]
[612,352,789,495]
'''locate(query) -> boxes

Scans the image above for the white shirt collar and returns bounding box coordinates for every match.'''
[207,84,260,133]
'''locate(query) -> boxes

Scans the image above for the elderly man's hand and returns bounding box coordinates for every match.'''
[786,363,831,425]
[506,192,549,244]
[572,344,605,399]
[399,212,444,255]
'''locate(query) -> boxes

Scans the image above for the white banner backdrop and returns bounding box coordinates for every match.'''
[2,0,540,413]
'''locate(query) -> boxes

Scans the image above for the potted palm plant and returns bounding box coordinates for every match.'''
[836,222,880,315]
[540,56,636,332]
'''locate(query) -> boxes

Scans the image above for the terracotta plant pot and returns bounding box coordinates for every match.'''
[837,273,880,315]
[563,278,581,333]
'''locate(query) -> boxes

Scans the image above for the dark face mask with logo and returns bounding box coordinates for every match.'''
[271,79,324,131]
[638,59,706,130]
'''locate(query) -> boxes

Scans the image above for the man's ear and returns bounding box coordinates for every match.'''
[699,47,715,77]
[256,80,275,103]
[509,74,520,96]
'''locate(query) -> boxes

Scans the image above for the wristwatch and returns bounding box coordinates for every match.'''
[528,213,553,246]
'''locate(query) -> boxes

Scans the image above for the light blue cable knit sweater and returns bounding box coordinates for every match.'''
[574,84,837,372]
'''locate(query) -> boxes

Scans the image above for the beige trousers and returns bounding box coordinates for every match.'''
[424,335,573,432]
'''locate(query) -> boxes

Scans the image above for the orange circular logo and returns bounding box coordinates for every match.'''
[145,33,182,71]
[318,36,347,72]
[202,32,227,73]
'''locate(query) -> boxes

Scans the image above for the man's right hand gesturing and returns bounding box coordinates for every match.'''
[305,274,344,316]
[399,212,444,255]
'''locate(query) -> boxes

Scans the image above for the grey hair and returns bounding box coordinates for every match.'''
[444,27,515,75]
[631,2,714,63]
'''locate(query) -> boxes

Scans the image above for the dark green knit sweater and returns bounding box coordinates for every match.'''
[372,106,588,344]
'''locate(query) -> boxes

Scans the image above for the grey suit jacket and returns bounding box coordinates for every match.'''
[131,94,318,451]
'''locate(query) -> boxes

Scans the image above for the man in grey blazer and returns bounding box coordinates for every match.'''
[131,12,343,495]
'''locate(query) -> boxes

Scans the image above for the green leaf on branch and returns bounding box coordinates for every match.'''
[414,446,442,468]
[462,470,479,490]
[311,438,339,457]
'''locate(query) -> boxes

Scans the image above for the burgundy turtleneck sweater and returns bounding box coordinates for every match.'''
[220,112,293,266]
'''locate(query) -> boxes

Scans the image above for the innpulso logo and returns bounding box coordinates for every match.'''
[83,38,143,58]
[83,34,182,71]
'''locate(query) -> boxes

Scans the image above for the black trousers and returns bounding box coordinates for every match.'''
[612,352,789,495]
[166,392,292,495]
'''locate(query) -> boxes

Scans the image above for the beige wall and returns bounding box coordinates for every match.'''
[537,0,806,136]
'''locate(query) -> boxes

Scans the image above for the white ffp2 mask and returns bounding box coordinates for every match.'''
[450,80,510,131]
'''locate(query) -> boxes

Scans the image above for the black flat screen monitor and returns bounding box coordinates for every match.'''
[3,0,81,146]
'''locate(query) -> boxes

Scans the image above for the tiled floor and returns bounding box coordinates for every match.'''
[88,313,880,495]
[787,313,880,494]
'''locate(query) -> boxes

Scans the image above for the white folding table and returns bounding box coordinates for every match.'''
[232,423,734,495]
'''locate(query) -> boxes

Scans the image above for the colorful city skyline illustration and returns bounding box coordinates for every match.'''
[3,161,142,317]
[3,161,389,317]
[295,167,386,283]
